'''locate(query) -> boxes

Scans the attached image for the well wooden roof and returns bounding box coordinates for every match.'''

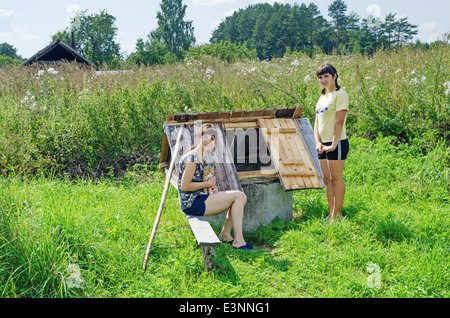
[160,107,324,192]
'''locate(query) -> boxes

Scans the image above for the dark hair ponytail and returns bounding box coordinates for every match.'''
[316,64,340,95]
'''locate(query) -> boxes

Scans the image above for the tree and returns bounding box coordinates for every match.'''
[127,38,176,66]
[381,13,398,50]
[52,10,121,67]
[328,0,348,48]
[394,17,418,45]
[150,0,195,59]
[0,42,22,59]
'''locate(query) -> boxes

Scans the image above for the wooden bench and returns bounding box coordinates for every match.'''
[186,215,221,271]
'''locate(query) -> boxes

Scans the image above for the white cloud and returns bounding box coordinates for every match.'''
[0,26,40,41]
[211,8,237,30]
[0,9,14,17]
[192,0,235,6]
[0,8,14,32]
[419,22,440,43]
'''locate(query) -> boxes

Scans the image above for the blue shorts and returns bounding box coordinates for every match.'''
[182,194,209,216]
[318,139,349,161]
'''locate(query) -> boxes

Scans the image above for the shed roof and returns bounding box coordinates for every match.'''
[20,39,95,67]
[160,107,325,192]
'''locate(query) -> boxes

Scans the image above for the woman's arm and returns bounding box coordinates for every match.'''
[180,162,216,192]
[314,116,323,154]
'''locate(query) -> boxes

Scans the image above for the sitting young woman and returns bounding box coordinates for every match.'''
[177,123,253,250]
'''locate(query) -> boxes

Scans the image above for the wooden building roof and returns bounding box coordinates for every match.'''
[160,107,324,192]
[21,39,96,67]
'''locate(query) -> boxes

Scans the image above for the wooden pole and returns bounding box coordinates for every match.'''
[143,125,184,270]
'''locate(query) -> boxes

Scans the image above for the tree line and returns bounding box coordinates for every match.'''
[0,0,437,68]
[211,0,420,59]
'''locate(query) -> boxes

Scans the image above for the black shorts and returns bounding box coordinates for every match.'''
[182,194,209,216]
[318,139,349,161]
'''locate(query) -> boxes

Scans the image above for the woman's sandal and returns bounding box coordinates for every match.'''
[234,243,253,250]
[219,235,234,244]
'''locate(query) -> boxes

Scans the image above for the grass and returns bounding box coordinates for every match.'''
[0,136,448,298]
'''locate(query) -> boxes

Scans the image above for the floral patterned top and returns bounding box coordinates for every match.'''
[177,150,210,211]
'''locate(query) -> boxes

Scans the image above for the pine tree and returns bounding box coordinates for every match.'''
[328,0,348,47]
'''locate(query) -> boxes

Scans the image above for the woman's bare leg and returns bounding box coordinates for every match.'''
[204,190,247,247]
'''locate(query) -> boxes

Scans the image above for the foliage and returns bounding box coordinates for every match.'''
[52,10,121,67]
[149,0,196,60]
[0,45,448,179]
[211,0,420,59]
[0,55,23,68]
[185,41,258,63]
[126,38,177,66]
[0,42,23,60]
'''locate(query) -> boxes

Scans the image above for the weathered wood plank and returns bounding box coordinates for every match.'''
[186,215,221,246]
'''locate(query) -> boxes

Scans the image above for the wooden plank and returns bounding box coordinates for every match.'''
[186,215,221,246]
[293,107,304,117]
[218,111,230,119]
[230,110,244,118]
[295,118,325,188]
[237,169,278,179]
[258,118,322,191]
[265,128,297,134]
[159,132,170,172]
[223,122,259,130]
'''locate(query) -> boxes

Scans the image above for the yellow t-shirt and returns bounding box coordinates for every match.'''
[315,88,349,143]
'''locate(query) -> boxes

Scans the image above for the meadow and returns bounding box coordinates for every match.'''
[0,43,449,298]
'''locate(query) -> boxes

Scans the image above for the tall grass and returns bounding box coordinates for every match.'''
[0,43,449,178]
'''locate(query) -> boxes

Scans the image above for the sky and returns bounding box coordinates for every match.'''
[1,0,449,59]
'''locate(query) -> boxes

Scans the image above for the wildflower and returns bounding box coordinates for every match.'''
[47,68,58,75]
[444,81,450,95]
[205,66,215,79]
[409,78,419,85]
[303,75,311,83]
[291,59,299,66]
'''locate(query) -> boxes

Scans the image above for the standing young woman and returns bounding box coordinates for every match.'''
[314,64,349,223]
[178,124,253,250]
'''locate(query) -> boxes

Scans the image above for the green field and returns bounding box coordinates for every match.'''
[0,136,448,298]
[0,45,449,298]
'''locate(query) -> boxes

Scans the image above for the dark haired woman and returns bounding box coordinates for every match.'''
[314,64,349,223]
[178,124,253,249]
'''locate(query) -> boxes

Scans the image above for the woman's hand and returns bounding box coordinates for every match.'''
[316,142,324,154]
[206,176,216,188]
[322,144,337,153]
[211,186,219,194]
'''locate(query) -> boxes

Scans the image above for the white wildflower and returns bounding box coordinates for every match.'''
[205,66,215,79]
[395,68,402,74]
[303,75,311,83]
[47,68,58,75]
[291,59,299,66]
[420,76,426,82]
[444,81,450,95]
[410,78,419,85]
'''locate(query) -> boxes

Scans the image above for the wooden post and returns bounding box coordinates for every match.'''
[142,125,184,270]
